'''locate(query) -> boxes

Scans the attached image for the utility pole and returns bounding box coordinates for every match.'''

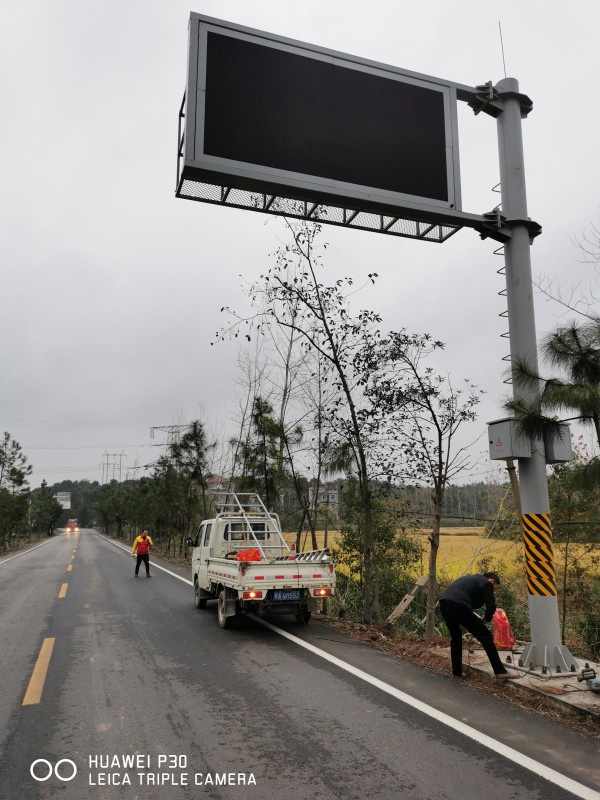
[494,78,576,672]
[150,424,191,449]
[102,452,122,484]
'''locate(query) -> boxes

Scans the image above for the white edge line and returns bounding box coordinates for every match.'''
[94,532,192,585]
[0,536,62,566]
[95,531,599,800]
[251,617,600,800]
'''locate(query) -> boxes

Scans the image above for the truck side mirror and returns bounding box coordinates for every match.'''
[185,538,194,548]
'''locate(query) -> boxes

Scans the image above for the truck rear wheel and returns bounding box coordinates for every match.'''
[194,581,207,609]
[217,589,231,628]
[295,607,311,625]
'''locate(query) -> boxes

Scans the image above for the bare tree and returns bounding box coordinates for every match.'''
[368,333,482,636]
[534,213,600,320]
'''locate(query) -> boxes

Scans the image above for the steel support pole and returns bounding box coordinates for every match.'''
[496,78,576,672]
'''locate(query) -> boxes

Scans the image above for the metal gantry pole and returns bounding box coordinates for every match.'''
[495,77,576,672]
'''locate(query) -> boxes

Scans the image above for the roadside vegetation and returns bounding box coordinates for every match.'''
[0,432,62,552]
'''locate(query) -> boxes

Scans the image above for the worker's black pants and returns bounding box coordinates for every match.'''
[439,599,506,676]
[135,553,150,576]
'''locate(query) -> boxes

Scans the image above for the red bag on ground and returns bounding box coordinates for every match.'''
[236,548,262,562]
[493,608,515,650]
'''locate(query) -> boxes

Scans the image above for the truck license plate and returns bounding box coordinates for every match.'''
[273,590,301,601]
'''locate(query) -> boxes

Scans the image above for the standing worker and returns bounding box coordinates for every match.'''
[439,572,519,680]
[131,530,153,578]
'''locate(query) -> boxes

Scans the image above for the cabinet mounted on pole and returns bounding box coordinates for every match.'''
[488,418,573,464]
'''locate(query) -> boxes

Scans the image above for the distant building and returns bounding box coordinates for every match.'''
[309,486,339,515]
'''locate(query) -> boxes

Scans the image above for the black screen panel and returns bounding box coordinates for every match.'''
[203,32,449,202]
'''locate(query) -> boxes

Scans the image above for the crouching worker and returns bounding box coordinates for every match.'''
[131,530,153,578]
[439,572,519,680]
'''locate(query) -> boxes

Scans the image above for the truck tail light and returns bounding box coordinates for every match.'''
[243,590,263,599]
[314,588,332,597]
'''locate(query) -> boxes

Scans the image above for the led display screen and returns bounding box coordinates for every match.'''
[201,31,450,203]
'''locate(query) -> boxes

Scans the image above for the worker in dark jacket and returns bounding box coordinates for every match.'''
[439,572,518,679]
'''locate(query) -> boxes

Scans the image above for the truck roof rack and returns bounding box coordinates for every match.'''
[211,492,290,560]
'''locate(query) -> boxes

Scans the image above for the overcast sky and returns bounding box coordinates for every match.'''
[1,0,599,488]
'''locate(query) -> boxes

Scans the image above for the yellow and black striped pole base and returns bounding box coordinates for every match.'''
[521,513,557,597]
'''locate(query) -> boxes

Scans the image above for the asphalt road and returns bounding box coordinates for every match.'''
[0,530,598,800]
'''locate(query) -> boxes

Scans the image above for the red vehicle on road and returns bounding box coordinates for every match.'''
[66,518,79,533]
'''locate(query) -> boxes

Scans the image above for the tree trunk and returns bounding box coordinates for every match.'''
[361,484,377,624]
[561,530,570,642]
[296,509,306,553]
[593,414,600,450]
[505,458,522,517]
[424,488,442,637]
[310,515,318,551]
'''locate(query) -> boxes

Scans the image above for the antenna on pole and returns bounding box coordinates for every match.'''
[498,21,507,78]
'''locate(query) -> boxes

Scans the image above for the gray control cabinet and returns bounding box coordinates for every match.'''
[543,423,573,464]
[488,418,531,460]
[488,418,573,463]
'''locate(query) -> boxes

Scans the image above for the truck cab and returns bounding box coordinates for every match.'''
[66,518,79,533]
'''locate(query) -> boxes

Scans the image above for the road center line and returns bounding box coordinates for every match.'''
[22,638,55,706]
[58,583,68,599]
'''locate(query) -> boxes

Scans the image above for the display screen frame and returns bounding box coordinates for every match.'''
[182,15,463,216]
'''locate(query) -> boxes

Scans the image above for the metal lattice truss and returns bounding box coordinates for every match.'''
[176,177,461,243]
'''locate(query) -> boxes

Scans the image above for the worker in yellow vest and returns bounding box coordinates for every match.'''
[131,530,153,578]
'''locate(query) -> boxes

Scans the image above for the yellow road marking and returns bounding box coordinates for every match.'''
[67,564,73,572]
[58,583,68,599]
[71,555,75,560]
[22,638,55,706]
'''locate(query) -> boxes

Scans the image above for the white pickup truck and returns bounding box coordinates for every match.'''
[186,493,335,628]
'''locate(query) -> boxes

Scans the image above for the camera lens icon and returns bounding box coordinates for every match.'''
[30,759,77,782]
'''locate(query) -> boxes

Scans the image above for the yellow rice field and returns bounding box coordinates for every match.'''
[284,528,600,581]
